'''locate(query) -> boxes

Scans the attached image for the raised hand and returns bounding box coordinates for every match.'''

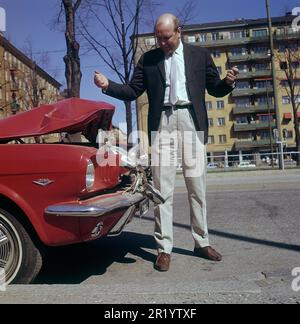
[94,71,109,90]
[225,66,239,86]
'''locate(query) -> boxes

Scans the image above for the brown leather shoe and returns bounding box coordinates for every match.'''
[194,246,222,262]
[154,253,171,272]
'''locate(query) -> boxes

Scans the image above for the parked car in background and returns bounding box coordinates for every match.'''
[0,98,163,285]
[207,162,219,169]
[237,161,256,168]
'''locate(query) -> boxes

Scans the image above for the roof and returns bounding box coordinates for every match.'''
[137,14,296,37]
[0,98,115,142]
[0,34,62,89]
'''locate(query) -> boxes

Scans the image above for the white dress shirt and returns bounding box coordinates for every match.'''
[164,41,191,106]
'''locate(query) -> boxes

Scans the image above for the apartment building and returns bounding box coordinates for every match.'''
[0,34,61,120]
[134,14,300,160]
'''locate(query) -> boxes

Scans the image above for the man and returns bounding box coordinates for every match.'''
[94,13,239,272]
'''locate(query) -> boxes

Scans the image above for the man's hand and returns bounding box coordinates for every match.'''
[225,66,239,86]
[94,71,109,91]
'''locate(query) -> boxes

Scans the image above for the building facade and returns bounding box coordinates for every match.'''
[0,34,61,120]
[134,14,300,162]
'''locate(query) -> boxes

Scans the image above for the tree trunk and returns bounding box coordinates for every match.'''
[63,0,82,98]
[295,121,300,166]
[124,101,133,148]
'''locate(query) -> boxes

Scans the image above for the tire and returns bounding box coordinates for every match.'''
[0,208,42,284]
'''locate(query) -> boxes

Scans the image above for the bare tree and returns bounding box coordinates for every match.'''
[79,0,152,143]
[60,0,83,98]
[277,30,300,165]
[175,0,199,26]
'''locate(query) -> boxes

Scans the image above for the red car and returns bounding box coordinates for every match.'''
[0,98,160,285]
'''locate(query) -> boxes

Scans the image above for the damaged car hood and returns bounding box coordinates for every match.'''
[0,98,115,143]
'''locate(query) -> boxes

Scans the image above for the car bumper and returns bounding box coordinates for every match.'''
[45,191,146,218]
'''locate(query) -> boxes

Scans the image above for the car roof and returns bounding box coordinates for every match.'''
[0,98,115,142]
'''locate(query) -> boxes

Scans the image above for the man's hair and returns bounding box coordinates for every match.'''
[173,16,182,31]
[155,14,182,32]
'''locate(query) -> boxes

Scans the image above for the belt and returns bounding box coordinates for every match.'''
[163,104,193,110]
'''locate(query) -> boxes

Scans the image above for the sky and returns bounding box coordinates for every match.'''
[0,0,300,130]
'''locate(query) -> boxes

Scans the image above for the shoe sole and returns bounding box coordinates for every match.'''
[154,264,170,272]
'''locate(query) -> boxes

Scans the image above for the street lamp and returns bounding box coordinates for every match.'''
[266,0,284,169]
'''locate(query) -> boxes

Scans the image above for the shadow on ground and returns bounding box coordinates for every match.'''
[35,232,157,285]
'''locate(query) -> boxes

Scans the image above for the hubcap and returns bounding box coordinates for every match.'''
[0,215,22,285]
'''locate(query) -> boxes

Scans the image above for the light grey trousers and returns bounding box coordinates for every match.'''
[151,107,209,254]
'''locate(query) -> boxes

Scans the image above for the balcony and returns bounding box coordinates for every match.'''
[249,35,269,43]
[195,36,251,48]
[234,121,276,132]
[275,31,300,41]
[228,53,270,63]
[233,104,275,115]
[232,87,274,97]
[235,139,276,150]
[237,70,272,79]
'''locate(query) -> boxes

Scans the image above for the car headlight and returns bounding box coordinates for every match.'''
[86,160,95,191]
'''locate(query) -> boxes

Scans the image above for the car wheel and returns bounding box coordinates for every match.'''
[0,209,42,284]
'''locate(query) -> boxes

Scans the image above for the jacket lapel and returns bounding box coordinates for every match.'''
[183,43,193,83]
[157,49,166,83]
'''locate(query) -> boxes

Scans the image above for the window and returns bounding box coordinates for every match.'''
[276,27,285,35]
[234,64,248,72]
[278,44,286,53]
[235,98,251,107]
[206,101,213,110]
[252,46,269,54]
[187,36,196,43]
[260,131,270,139]
[230,31,246,39]
[212,32,220,41]
[198,34,207,42]
[145,38,155,46]
[281,80,289,87]
[280,62,288,70]
[292,61,300,69]
[259,115,273,123]
[236,116,248,124]
[208,118,214,127]
[282,96,291,104]
[257,96,273,105]
[217,101,225,109]
[231,47,247,56]
[208,136,215,144]
[253,29,268,38]
[283,129,293,139]
[254,80,272,88]
[218,118,226,126]
[219,135,227,144]
[237,133,253,140]
[254,63,269,71]
[236,81,250,89]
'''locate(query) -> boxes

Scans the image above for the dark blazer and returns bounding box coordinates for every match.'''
[105,43,233,144]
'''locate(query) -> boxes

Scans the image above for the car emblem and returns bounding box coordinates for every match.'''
[33,179,55,187]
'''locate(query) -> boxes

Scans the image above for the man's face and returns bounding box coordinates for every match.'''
[155,23,181,56]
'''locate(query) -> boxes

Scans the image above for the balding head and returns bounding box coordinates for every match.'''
[155,13,182,56]
[155,13,181,32]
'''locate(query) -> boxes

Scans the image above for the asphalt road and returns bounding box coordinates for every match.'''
[1,169,300,304]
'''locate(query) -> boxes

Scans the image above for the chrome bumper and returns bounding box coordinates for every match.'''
[45,192,145,218]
